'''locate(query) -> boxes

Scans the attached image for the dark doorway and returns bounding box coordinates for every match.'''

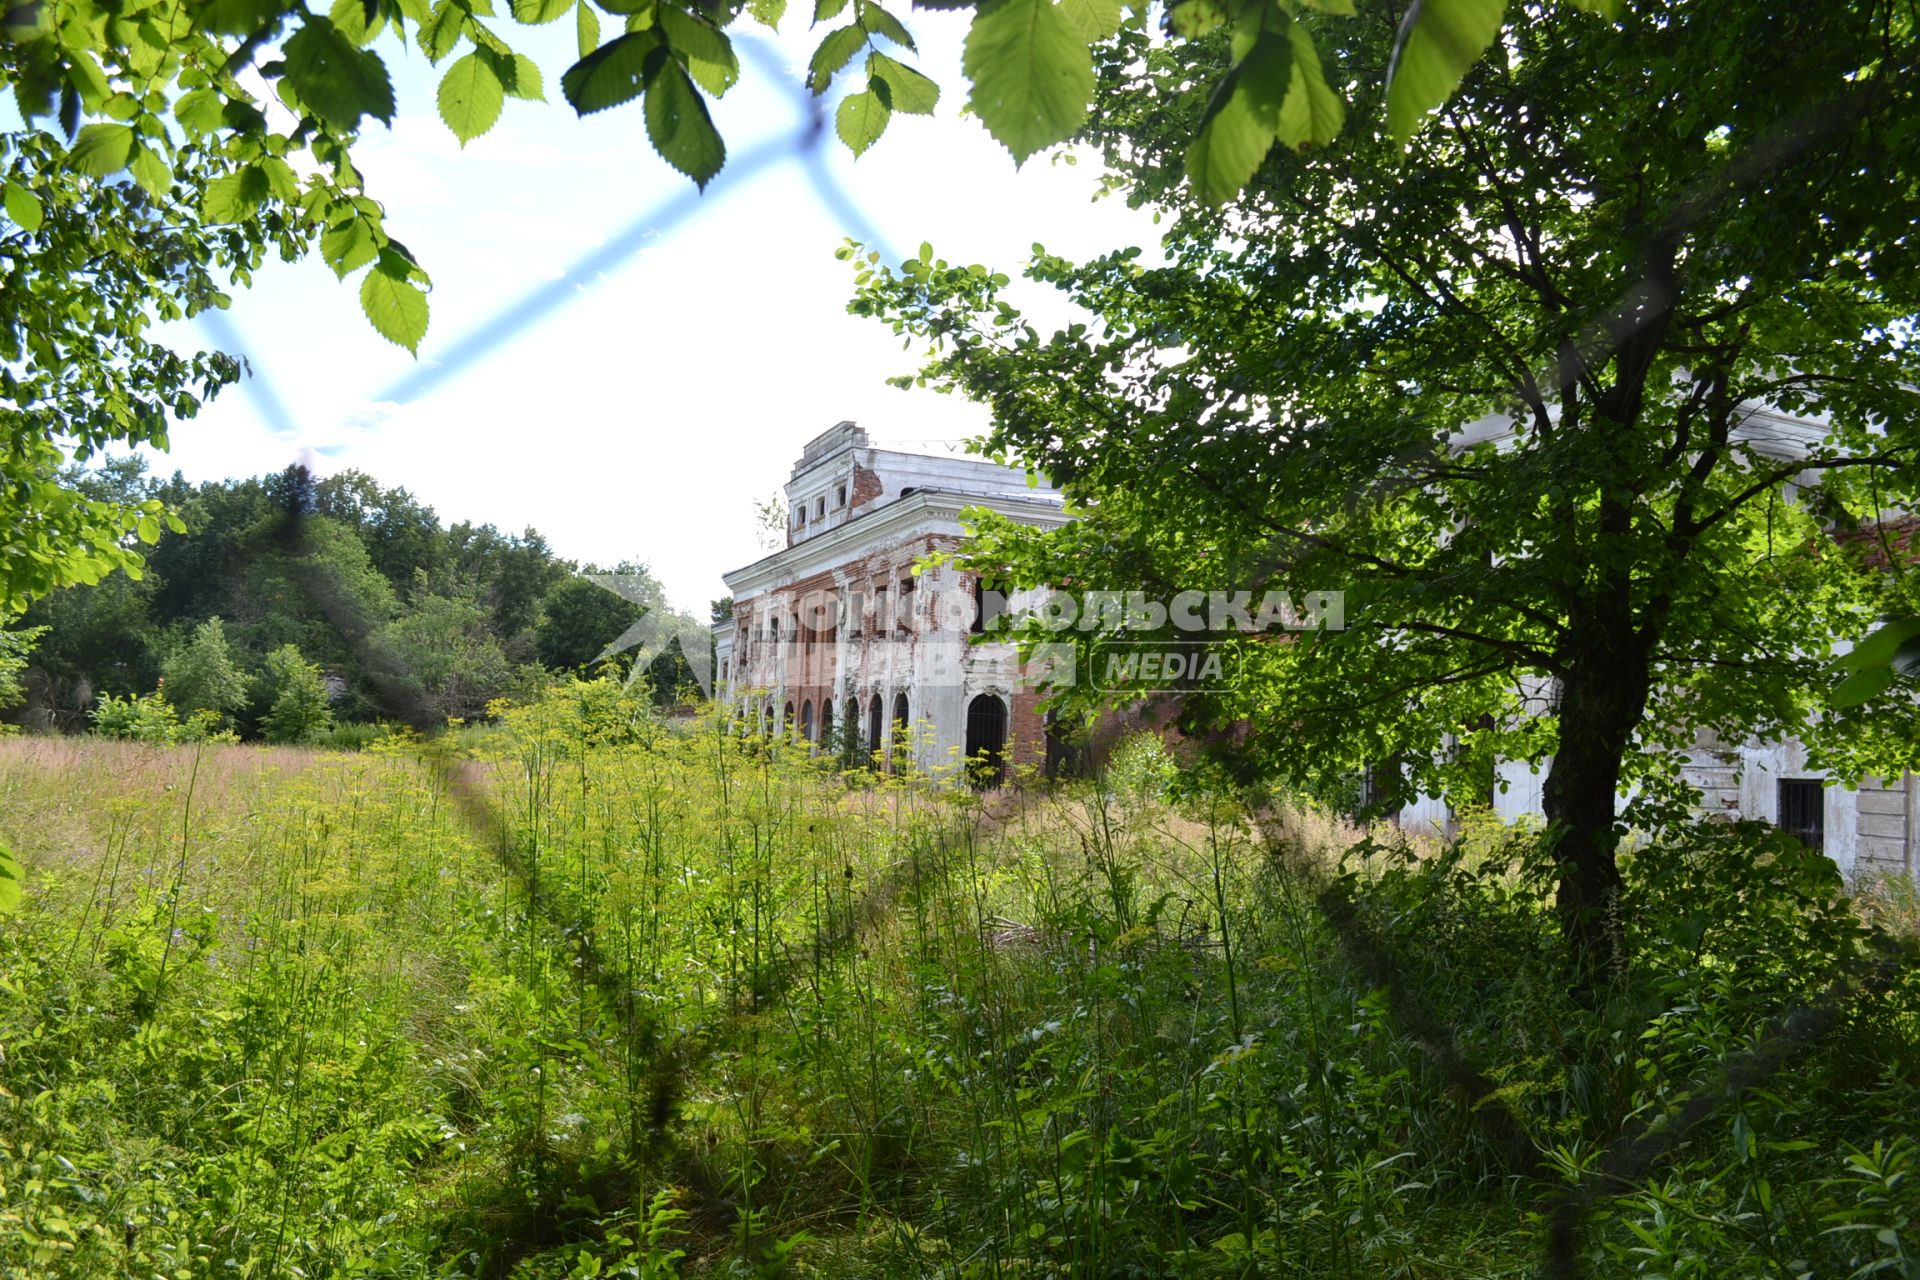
[1778,778,1825,851]
[965,694,1009,788]
[1043,710,1085,780]
[868,697,882,757]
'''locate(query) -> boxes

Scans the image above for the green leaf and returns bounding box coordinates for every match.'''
[868,51,938,113]
[69,123,135,177]
[659,7,738,95]
[283,15,397,130]
[512,0,572,21]
[1560,0,1617,16]
[644,55,726,187]
[1831,663,1896,709]
[856,0,915,50]
[1185,30,1290,203]
[963,0,1094,165]
[201,165,274,222]
[748,0,786,23]
[64,50,113,111]
[128,142,172,198]
[659,7,735,63]
[322,213,380,278]
[3,182,43,232]
[808,24,868,92]
[1892,635,1920,679]
[1384,0,1506,141]
[1058,0,1122,41]
[330,0,388,44]
[1837,617,1920,670]
[576,0,601,56]
[837,86,892,155]
[496,50,546,100]
[174,88,227,137]
[419,0,469,61]
[562,30,658,114]
[360,248,430,354]
[438,51,506,143]
[199,0,284,35]
[1167,0,1227,39]
[262,157,303,201]
[815,0,851,22]
[1276,19,1343,148]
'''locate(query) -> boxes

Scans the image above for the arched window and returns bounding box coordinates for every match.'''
[800,700,813,742]
[965,694,1009,789]
[867,696,882,755]
[783,701,795,737]
[822,698,835,747]
[890,692,910,771]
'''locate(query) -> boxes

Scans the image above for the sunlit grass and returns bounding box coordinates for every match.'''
[2,685,1915,1278]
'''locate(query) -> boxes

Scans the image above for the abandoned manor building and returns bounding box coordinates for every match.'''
[713,422,1069,782]
[714,420,1918,882]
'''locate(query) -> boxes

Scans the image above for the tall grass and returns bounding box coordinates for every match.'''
[1,686,1915,1278]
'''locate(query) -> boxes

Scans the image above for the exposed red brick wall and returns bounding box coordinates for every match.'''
[732,524,1188,780]
[1843,515,1920,571]
[1010,685,1046,769]
[848,463,885,515]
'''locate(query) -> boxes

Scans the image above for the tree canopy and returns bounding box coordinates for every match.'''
[0,0,1614,621]
[851,0,1920,967]
[9,461,695,735]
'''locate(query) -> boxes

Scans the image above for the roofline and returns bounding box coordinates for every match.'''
[721,487,1069,594]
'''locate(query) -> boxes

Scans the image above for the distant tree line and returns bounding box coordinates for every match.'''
[5,459,701,742]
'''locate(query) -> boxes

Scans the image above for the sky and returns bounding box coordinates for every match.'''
[135,12,1163,613]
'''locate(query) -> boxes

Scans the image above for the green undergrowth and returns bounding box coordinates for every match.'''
[0,683,1915,1278]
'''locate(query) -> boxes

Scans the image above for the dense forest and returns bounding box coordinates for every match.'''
[4,459,703,743]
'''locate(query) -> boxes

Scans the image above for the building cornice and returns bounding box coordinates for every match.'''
[722,488,1069,599]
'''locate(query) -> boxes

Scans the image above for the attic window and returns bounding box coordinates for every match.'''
[815,496,825,519]
[796,507,806,526]
[836,484,847,507]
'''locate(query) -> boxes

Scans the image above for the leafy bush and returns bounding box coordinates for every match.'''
[309,720,407,751]
[1334,818,1920,1277]
[90,689,232,744]
[158,617,249,725]
[254,644,334,744]
[0,627,43,722]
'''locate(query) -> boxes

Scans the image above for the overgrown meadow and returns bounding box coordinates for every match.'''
[1,682,1916,1278]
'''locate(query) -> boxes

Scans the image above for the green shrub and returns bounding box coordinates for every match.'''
[309,720,405,751]
[254,644,334,744]
[90,690,234,744]
[1334,818,1920,1277]
[158,617,249,726]
[0,626,43,721]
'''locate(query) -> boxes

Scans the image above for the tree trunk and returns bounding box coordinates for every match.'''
[1541,628,1652,983]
